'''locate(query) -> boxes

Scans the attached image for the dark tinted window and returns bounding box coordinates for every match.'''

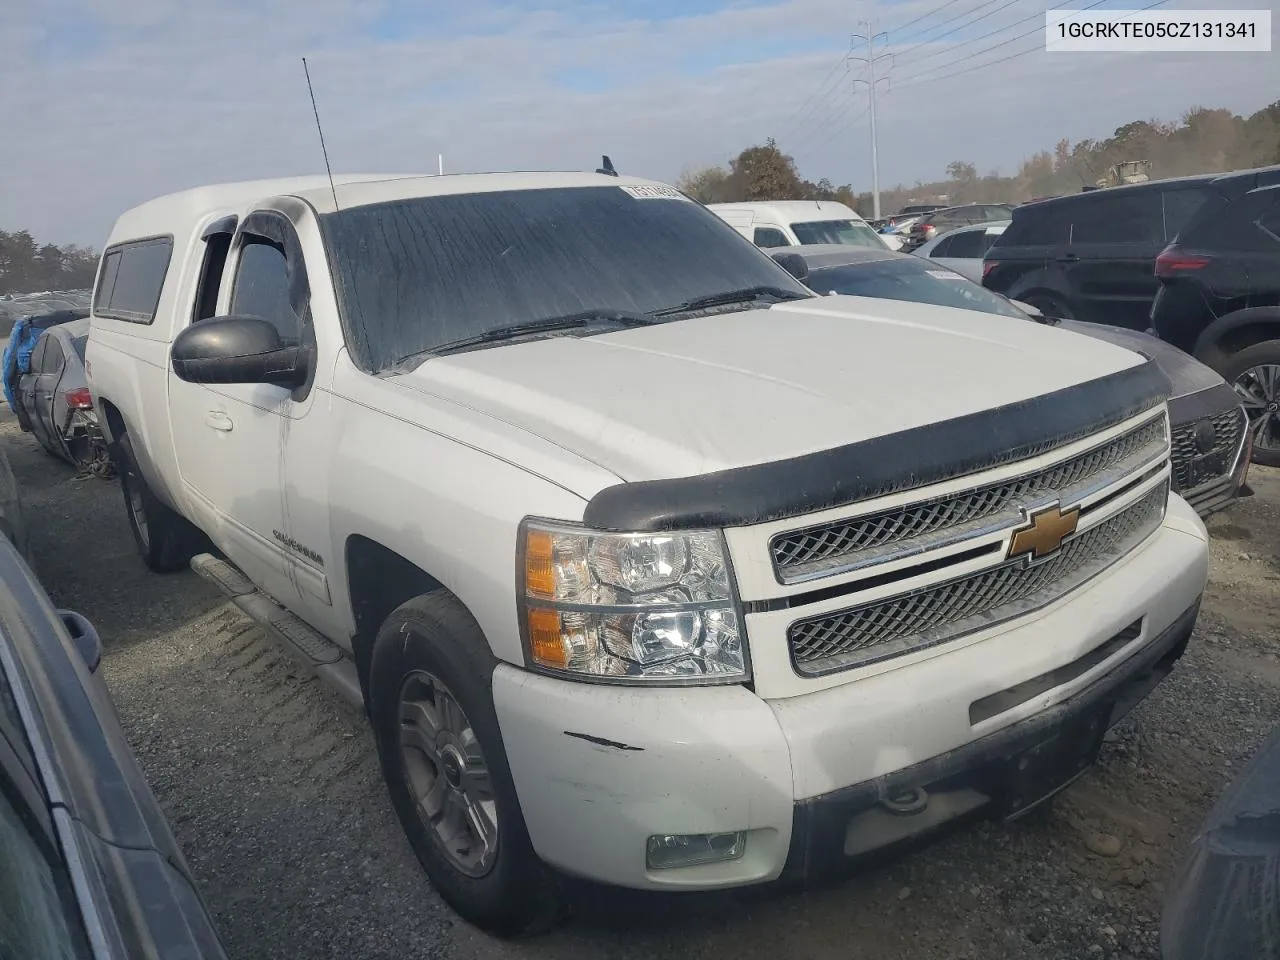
[193,233,234,323]
[791,219,885,248]
[37,340,64,375]
[1258,195,1280,244]
[807,257,1027,319]
[1162,187,1211,240]
[1070,191,1163,244]
[323,186,810,371]
[27,339,46,375]
[230,241,299,344]
[1191,190,1280,251]
[70,336,87,362]
[929,235,954,257]
[754,227,790,248]
[94,252,120,312]
[995,203,1071,246]
[92,238,172,323]
[0,778,91,959]
[943,230,988,258]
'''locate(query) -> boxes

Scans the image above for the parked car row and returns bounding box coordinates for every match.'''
[980,165,1280,466]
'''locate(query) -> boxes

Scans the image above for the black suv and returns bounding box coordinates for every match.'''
[1149,165,1280,464]
[903,204,1013,250]
[981,176,1222,328]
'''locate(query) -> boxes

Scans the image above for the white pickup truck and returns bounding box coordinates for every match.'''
[86,171,1209,936]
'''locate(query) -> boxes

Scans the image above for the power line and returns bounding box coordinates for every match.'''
[882,0,968,38]
[896,0,1088,68]
[803,103,871,156]
[890,0,1008,52]
[791,81,861,154]
[775,47,852,142]
[896,0,1169,89]
[893,0,1112,86]
[893,0,1027,63]
[787,62,856,148]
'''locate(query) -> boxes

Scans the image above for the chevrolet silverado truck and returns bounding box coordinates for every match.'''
[85,171,1210,936]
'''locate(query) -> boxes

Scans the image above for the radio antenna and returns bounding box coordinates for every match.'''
[301,57,340,211]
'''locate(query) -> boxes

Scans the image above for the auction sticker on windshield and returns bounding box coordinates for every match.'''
[619,184,692,201]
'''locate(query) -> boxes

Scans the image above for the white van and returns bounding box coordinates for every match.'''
[707,200,899,250]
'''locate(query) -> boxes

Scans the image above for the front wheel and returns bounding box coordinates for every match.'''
[1221,340,1280,468]
[369,592,563,938]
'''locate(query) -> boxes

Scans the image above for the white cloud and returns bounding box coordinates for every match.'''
[2,0,1271,245]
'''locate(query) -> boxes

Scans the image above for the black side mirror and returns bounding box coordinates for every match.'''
[171,315,308,388]
[773,252,809,282]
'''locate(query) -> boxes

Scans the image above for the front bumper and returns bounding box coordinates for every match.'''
[493,498,1208,890]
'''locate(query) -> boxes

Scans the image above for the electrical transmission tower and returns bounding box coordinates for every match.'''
[849,21,893,219]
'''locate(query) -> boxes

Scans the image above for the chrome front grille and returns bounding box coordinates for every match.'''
[771,414,1167,583]
[1170,407,1245,493]
[787,481,1169,677]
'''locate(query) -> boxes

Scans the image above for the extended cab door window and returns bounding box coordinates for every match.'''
[230,240,300,346]
[192,216,238,324]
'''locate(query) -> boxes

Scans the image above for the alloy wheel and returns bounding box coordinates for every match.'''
[1233,363,1280,456]
[398,670,499,878]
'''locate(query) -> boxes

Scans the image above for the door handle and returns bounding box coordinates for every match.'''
[1057,253,1079,263]
[205,410,234,432]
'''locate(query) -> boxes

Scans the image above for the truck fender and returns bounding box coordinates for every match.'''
[94,396,181,515]
[1191,307,1280,369]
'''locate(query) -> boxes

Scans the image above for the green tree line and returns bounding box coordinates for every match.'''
[679,101,1280,215]
[0,230,99,296]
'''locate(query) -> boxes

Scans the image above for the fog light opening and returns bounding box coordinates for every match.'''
[882,787,930,817]
[645,831,746,870]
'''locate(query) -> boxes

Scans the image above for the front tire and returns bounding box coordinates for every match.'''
[369,592,563,938]
[113,432,205,572]
[1220,340,1280,468]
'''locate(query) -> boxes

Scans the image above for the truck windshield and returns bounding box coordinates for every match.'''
[807,257,1028,320]
[790,219,885,248]
[321,185,811,371]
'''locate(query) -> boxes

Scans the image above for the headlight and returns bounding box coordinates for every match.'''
[518,519,748,684]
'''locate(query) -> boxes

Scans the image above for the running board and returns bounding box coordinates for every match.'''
[190,554,364,711]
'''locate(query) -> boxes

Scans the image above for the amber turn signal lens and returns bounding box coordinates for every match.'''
[527,607,568,668]
[525,530,557,598]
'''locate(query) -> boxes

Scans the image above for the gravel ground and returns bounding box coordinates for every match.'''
[7,406,1280,960]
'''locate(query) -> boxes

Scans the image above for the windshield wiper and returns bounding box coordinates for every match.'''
[389,309,658,369]
[649,285,811,318]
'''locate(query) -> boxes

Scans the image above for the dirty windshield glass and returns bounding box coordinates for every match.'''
[808,257,1027,319]
[790,219,885,248]
[322,186,810,371]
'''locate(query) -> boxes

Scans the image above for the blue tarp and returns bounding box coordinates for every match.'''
[2,318,39,411]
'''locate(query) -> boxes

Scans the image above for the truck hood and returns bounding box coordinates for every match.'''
[393,296,1147,483]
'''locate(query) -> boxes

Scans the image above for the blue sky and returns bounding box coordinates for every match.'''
[2,0,1271,245]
